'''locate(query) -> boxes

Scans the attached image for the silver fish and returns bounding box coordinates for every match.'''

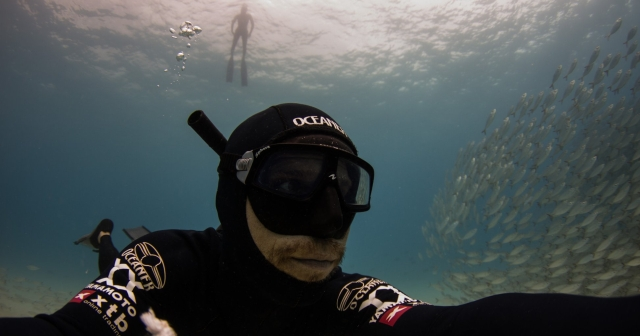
[557,283,582,294]
[550,65,562,89]
[549,257,568,269]
[606,247,628,260]
[631,75,640,96]
[515,93,527,113]
[606,18,622,40]
[624,26,637,46]
[542,89,558,108]
[609,70,623,89]
[625,258,640,267]
[601,54,613,69]
[624,40,638,60]
[529,91,545,111]
[590,63,605,88]
[599,280,627,296]
[612,70,633,94]
[577,156,597,176]
[572,81,585,101]
[604,53,622,76]
[631,52,640,70]
[580,62,595,81]
[461,229,478,240]
[595,232,620,253]
[571,238,590,251]
[489,232,504,244]
[594,83,606,100]
[588,46,601,65]
[564,59,578,80]
[548,201,574,218]
[482,109,496,134]
[610,182,630,204]
[444,220,459,235]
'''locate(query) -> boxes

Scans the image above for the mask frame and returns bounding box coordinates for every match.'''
[235,143,374,213]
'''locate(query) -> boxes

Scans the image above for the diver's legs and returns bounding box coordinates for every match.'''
[89,219,113,248]
[228,31,242,83]
[241,33,248,60]
[98,235,119,273]
[87,219,117,273]
[230,31,241,56]
[241,58,248,86]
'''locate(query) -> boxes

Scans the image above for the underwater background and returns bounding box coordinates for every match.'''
[1,0,639,316]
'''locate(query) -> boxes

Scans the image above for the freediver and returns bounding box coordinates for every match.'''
[227,4,254,86]
[3,103,640,335]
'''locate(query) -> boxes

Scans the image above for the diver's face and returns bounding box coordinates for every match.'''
[246,199,348,282]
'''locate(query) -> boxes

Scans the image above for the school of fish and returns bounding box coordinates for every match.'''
[423,18,640,304]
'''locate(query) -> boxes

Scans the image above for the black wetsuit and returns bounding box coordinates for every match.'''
[1,228,639,335]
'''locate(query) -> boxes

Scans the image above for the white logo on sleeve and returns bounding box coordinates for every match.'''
[121,242,167,290]
[336,277,428,325]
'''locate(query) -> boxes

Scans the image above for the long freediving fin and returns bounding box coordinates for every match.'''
[73,233,94,249]
[241,58,248,86]
[74,218,113,251]
[226,56,234,82]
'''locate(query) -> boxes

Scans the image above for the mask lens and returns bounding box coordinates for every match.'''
[254,150,326,199]
[337,158,371,206]
[244,144,373,211]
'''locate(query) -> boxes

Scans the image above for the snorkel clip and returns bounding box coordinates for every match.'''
[235,151,255,184]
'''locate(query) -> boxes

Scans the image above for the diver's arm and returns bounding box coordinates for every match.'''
[231,16,238,34]
[0,228,222,335]
[248,15,254,37]
[0,267,153,336]
[359,293,640,336]
[0,317,67,336]
[326,274,640,335]
[363,292,640,335]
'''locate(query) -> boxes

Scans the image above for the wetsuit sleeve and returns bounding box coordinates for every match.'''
[0,228,221,336]
[326,274,640,335]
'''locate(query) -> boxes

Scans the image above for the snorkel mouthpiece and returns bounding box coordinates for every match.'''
[188,110,227,156]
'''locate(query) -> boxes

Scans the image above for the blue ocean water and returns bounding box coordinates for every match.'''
[1,0,638,316]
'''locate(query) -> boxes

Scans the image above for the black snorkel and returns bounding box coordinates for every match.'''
[188,110,227,156]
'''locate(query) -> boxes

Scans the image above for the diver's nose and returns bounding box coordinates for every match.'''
[305,184,344,239]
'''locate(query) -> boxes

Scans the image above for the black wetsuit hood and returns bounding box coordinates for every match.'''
[215,103,357,308]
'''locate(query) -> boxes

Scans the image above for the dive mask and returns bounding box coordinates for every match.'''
[235,143,374,212]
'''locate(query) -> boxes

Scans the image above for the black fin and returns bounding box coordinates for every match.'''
[226,56,234,82]
[241,58,248,86]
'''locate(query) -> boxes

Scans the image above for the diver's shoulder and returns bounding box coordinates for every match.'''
[326,270,389,291]
[132,227,222,253]
[332,269,381,282]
